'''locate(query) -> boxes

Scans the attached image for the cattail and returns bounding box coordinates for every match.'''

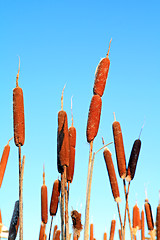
[50,179,61,216]
[144,199,154,231]
[54,230,61,240]
[109,219,116,240]
[156,193,160,240]
[90,223,94,240]
[86,95,102,143]
[104,232,107,240]
[8,200,19,240]
[67,126,76,183]
[132,203,141,235]
[103,148,121,203]
[52,225,58,240]
[126,139,141,182]
[39,222,45,240]
[118,229,122,240]
[141,208,145,240]
[71,210,83,238]
[57,110,69,170]
[13,59,25,147]
[0,137,13,188]
[112,114,126,179]
[93,39,111,97]
[41,166,48,224]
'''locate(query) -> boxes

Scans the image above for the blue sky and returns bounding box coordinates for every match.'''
[0,1,160,239]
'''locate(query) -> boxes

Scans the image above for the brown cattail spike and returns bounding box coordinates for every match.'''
[126,139,141,182]
[112,114,126,179]
[109,219,116,240]
[156,193,160,240]
[71,210,83,238]
[54,230,61,240]
[8,200,19,239]
[39,222,45,240]
[132,203,141,235]
[41,167,48,224]
[13,58,25,147]
[103,147,121,203]
[144,199,154,231]
[57,110,69,169]
[86,95,102,142]
[53,225,58,240]
[93,39,111,97]
[67,126,76,183]
[103,232,107,240]
[50,179,61,216]
[0,138,13,188]
[90,223,94,240]
[118,229,122,240]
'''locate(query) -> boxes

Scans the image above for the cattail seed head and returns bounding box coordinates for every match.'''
[57,110,69,169]
[109,219,116,240]
[156,202,160,240]
[0,143,10,188]
[144,199,154,231]
[112,120,126,179]
[133,203,141,235]
[50,179,61,216]
[13,86,25,147]
[86,95,102,143]
[103,148,121,203]
[126,139,141,182]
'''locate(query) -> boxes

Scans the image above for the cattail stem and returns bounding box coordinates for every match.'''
[106,38,112,57]
[19,146,22,240]
[64,166,69,240]
[61,172,65,240]
[123,181,133,240]
[68,181,70,200]
[61,84,66,111]
[48,216,53,240]
[84,152,95,240]
[117,203,123,235]
[16,57,20,87]
[86,141,93,197]
[7,136,14,145]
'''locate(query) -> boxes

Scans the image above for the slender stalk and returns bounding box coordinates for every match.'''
[19,146,22,240]
[86,141,93,197]
[64,166,69,240]
[68,181,70,200]
[117,202,123,235]
[48,216,53,240]
[84,152,95,240]
[123,181,133,240]
[61,172,65,240]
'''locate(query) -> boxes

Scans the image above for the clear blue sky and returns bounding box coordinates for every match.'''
[0,1,160,239]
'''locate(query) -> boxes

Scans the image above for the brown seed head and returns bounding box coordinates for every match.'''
[103,148,121,203]
[86,95,102,143]
[112,120,126,179]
